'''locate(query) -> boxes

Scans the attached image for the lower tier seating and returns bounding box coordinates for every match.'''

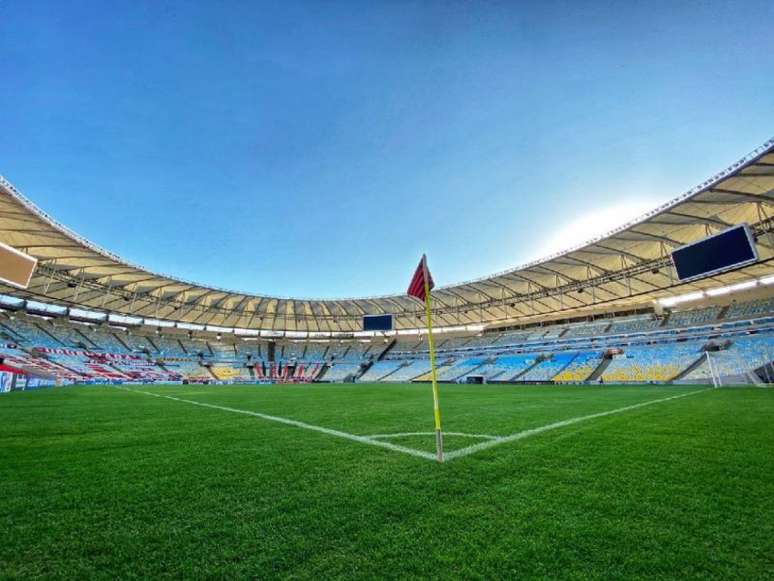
[601,343,703,383]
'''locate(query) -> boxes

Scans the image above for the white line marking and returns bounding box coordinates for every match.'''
[444,388,711,461]
[118,386,710,463]
[116,387,437,462]
[366,431,500,441]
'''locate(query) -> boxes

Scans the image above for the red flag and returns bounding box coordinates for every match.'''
[407,255,434,302]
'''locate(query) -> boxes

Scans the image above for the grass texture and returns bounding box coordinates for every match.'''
[1,383,772,579]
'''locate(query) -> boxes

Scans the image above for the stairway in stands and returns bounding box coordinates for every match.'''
[671,353,708,381]
[587,356,612,381]
[376,338,397,360]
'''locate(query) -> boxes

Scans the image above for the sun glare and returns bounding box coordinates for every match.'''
[534,200,658,259]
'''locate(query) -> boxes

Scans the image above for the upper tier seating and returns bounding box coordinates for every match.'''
[337,342,376,361]
[85,328,131,353]
[541,327,566,340]
[302,342,329,361]
[666,306,721,328]
[724,297,774,321]
[607,315,660,335]
[1,317,61,347]
[209,343,238,362]
[459,334,499,349]
[390,337,425,355]
[44,322,95,348]
[180,338,208,356]
[437,336,475,351]
[493,331,532,347]
[236,342,263,359]
[122,333,153,353]
[153,336,188,357]
[563,322,610,339]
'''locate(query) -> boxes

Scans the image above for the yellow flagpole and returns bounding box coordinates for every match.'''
[422,255,443,463]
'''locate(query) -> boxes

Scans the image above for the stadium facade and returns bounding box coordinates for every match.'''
[0,138,773,388]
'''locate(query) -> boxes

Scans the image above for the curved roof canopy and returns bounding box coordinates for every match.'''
[1,138,773,332]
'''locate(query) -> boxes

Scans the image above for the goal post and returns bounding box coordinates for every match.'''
[705,351,720,388]
[707,349,769,388]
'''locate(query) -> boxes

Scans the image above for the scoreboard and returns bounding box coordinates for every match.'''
[363,314,393,332]
[671,224,758,282]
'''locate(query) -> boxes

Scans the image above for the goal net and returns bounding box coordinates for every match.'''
[705,350,770,388]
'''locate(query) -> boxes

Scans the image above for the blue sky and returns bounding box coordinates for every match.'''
[1,1,772,298]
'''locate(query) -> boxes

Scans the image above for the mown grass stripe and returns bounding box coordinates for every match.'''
[444,388,711,460]
[117,387,437,461]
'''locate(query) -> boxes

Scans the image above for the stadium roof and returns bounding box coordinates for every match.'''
[1,138,773,333]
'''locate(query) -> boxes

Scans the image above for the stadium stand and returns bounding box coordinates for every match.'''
[432,357,486,381]
[161,358,209,382]
[0,139,772,382]
[681,332,774,382]
[601,343,704,383]
[520,352,577,381]
[301,342,328,361]
[0,294,772,386]
[153,336,188,357]
[607,315,661,335]
[562,322,610,339]
[209,343,238,361]
[180,338,208,356]
[44,322,95,349]
[87,329,132,353]
[386,360,433,382]
[321,362,360,382]
[0,343,81,380]
[236,342,263,360]
[724,297,774,321]
[666,306,722,328]
[122,333,153,353]
[478,354,538,381]
[554,351,604,382]
[210,363,248,382]
[336,341,378,361]
[3,316,61,347]
[358,361,405,382]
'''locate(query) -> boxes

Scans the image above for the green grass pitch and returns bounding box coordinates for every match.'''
[2,383,773,579]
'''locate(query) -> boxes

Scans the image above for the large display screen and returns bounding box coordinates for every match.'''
[671,224,758,282]
[363,314,393,332]
[0,241,37,289]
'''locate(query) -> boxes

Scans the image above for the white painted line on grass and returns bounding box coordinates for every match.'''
[116,387,437,462]
[366,431,500,441]
[117,386,711,464]
[444,388,711,461]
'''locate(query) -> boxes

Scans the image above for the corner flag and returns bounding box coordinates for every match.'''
[407,255,434,302]
[407,254,443,463]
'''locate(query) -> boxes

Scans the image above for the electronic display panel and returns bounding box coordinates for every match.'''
[671,224,757,282]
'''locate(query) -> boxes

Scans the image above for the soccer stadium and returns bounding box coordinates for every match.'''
[2,3,773,580]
